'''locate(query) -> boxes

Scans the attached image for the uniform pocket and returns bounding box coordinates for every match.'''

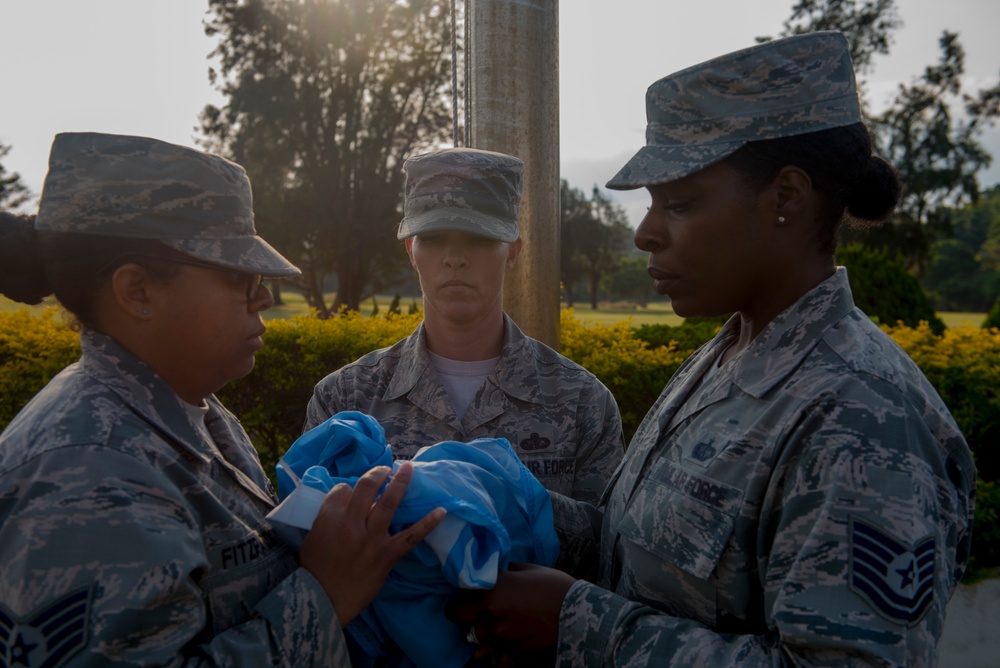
[618,460,740,580]
[202,526,297,633]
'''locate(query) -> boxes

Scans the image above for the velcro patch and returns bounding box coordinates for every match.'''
[0,586,92,667]
[849,517,935,626]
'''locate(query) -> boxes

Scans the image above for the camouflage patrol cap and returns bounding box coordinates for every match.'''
[606,31,862,190]
[34,132,300,277]
[397,148,523,242]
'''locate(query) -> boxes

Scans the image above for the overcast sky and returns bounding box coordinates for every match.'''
[2,0,997,226]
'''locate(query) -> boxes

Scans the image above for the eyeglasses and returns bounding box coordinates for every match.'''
[161,256,265,302]
[100,253,265,302]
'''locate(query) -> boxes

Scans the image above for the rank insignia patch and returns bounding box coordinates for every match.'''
[849,517,935,626]
[0,586,92,668]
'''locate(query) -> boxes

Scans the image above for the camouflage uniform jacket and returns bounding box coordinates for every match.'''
[304,316,624,504]
[0,329,347,667]
[555,268,977,666]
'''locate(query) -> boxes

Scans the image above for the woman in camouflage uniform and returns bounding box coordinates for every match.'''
[0,132,443,666]
[305,148,624,507]
[447,32,976,667]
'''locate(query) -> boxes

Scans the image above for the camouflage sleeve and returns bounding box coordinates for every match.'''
[558,580,778,666]
[304,373,344,433]
[0,447,347,666]
[549,491,603,582]
[254,568,351,665]
[557,381,975,666]
[758,384,974,665]
[569,379,624,505]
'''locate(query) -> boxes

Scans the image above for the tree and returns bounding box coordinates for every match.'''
[559,181,590,308]
[200,0,456,316]
[972,186,1000,273]
[772,1,1000,274]
[923,186,1000,311]
[0,142,30,211]
[776,0,901,79]
[560,181,632,309]
[984,296,1000,329]
[604,256,654,307]
[923,239,989,311]
[866,32,1000,273]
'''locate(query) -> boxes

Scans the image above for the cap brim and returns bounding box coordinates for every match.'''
[605,141,747,190]
[397,210,518,243]
[163,236,301,278]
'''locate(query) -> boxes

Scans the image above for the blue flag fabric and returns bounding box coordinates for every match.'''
[273,411,560,668]
[276,410,394,498]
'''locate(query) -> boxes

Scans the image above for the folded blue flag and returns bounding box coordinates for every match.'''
[270,411,559,668]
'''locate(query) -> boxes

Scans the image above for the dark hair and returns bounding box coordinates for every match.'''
[724,123,903,255]
[0,212,179,329]
[0,211,48,305]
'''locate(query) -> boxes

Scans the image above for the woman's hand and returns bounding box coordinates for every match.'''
[446,562,577,653]
[300,462,445,626]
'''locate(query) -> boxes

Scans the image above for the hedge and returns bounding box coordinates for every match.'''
[217,310,423,474]
[0,308,81,429]
[886,322,1000,484]
[2,306,999,576]
[985,295,1000,329]
[838,244,947,334]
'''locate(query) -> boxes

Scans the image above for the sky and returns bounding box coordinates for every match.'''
[1,0,998,227]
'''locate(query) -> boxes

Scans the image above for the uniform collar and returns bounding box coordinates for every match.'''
[78,329,275,505]
[491,316,545,404]
[383,315,543,405]
[608,268,857,508]
[730,267,856,398]
[79,328,214,466]
[383,323,434,402]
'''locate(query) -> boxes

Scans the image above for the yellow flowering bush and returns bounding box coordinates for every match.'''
[0,307,80,428]
[2,308,998,573]
[561,310,688,440]
[217,310,423,471]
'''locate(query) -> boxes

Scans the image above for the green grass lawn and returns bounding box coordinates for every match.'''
[562,301,685,327]
[939,312,989,329]
[261,290,319,320]
[1,293,986,329]
[261,294,687,326]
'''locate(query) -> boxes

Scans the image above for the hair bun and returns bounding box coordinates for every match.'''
[0,212,51,304]
[845,155,903,224]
